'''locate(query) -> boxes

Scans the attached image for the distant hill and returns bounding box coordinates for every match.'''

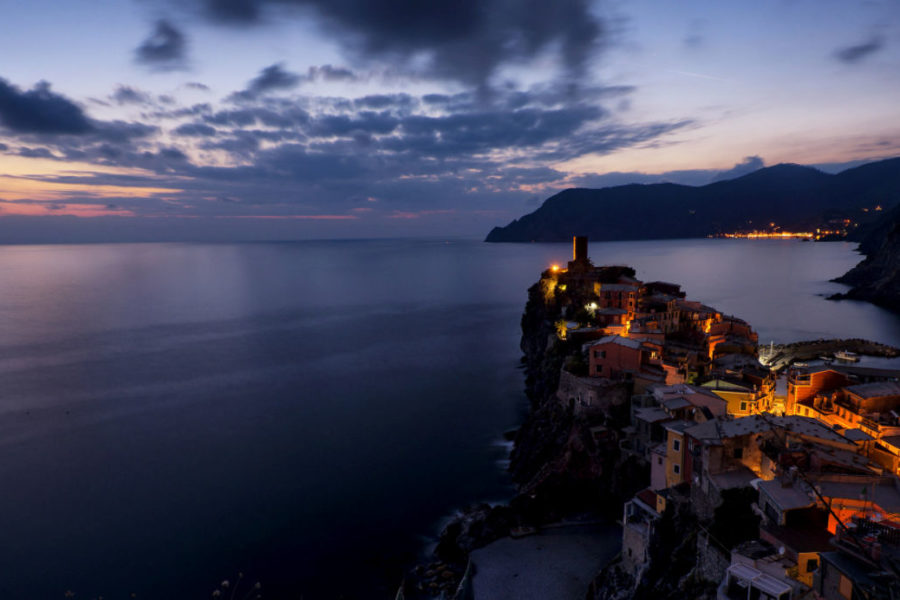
[485,157,900,242]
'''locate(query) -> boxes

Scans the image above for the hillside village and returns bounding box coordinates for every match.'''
[540,238,900,600]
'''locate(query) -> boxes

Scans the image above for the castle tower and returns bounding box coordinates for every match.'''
[573,236,589,263]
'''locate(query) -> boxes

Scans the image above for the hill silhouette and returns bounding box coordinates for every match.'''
[485,157,900,242]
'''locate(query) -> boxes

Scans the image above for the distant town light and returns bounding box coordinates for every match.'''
[551,264,560,272]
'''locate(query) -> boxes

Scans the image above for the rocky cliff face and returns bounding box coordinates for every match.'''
[833,205,900,311]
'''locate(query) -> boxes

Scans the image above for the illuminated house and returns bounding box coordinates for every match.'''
[586,335,665,387]
[786,367,851,415]
[816,473,900,535]
[702,372,776,416]
[663,420,694,488]
[707,317,759,360]
[683,416,862,519]
[794,380,900,470]
[594,282,640,320]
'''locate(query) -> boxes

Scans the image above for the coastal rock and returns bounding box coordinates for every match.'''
[832,204,900,311]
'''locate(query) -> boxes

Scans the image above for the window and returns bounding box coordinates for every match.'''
[673,439,681,452]
[673,464,681,474]
[734,448,744,459]
[740,401,747,412]
[657,457,663,465]
[805,558,818,572]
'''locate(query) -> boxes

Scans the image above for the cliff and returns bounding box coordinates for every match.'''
[485,157,900,243]
[833,203,900,311]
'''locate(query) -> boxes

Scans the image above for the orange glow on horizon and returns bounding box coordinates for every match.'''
[0,175,180,202]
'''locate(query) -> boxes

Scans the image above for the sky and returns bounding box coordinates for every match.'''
[0,0,898,241]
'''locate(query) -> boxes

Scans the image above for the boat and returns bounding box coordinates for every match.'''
[835,350,860,363]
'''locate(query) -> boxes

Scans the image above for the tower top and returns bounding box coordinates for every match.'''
[573,236,589,263]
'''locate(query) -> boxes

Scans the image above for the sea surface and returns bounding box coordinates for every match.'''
[0,238,898,599]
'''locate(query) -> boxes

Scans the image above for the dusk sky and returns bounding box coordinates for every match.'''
[1,0,899,241]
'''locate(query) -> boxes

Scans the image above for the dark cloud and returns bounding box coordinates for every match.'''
[16,146,57,159]
[173,122,218,136]
[229,63,361,101]
[185,82,211,91]
[711,155,764,182]
[305,64,359,83]
[0,78,93,134]
[834,36,885,63]
[135,20,188,70]
[162,0,605,85]
[112,85,153,105]
[233,63,301,101]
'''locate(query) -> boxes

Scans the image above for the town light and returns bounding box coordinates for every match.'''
[551,264,560,272]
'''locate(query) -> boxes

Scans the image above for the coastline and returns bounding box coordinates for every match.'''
[400,237,900,600]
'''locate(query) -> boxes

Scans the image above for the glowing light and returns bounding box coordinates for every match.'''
[551,264,560,272]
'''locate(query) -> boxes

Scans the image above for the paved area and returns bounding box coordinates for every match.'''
[470,523,621,600]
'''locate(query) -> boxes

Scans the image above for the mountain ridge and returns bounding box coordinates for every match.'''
[485,157,900,243]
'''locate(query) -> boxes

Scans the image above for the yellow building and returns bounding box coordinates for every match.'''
[663,421,693,488]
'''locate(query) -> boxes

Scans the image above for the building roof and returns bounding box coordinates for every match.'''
[650,443,667,456]
[845,380,900,400]
[684,415,853,444]
[588,334,642,350]
[634,406,671,424]
[760,521,835,554]
[842,428,875,442]
[663,397,692,411]
[710,467,759,490]
[663,420,694,434]
[881,435,900,450]
[758,479,816,512]
[815,476,900,513]
[702,377,753,392]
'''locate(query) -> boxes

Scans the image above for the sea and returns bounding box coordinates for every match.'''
[0,238,898,599]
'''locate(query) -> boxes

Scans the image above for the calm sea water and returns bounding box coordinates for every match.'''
[0,238,897,599]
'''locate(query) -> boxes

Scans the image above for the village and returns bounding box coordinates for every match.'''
[546,238,900,600]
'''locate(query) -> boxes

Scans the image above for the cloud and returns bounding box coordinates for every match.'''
[173,122,218,137]
[309,64,358,82]
[0,78,93,134]
[185,82,211,91]
[111,85,152,106]
[156,0,606,85]
[229,63,360,101]
[230,63,301,101]
[834,36,885,63]
[135,20,188,70]
[711,155,764,182]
